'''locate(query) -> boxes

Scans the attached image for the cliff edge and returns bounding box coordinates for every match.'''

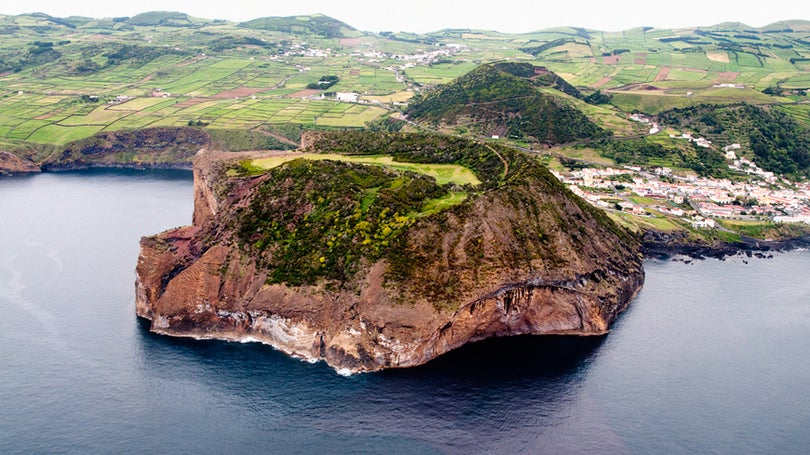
[135,132,644,373]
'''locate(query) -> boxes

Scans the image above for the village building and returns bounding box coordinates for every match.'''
[335,92,359,103]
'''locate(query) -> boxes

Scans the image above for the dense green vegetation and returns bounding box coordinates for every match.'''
[406,64,609,144]
[659,103,810,178]
[230,131,634,304]
[303,131,512,189]
[492,62,584,99]
[596,137,729,176]
[233,131,518,288]
[205,128,297,151]
[237,159,447,285]
[240,14,357,38]
[0,40,63,73]
[306,75,340,90]
[248,154,481,186]
[125,11,195,27]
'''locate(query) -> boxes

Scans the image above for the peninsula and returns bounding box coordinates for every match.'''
[135,132,645,373]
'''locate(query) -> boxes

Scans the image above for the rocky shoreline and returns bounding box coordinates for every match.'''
[642,229,810,260]
[0,127,209,176]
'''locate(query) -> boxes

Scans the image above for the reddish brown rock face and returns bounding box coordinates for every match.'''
[0,151,39,174]
[136,141,644,373]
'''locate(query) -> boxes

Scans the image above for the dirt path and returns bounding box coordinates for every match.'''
[255,129,300,148]
[485,144,509,180]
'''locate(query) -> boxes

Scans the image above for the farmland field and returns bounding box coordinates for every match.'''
[0,13,808,151]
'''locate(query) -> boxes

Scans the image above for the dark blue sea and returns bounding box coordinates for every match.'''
[1,169,809,454]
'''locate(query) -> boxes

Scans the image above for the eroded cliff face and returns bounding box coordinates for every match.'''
[0,150,39,175]
[135,135,644,373]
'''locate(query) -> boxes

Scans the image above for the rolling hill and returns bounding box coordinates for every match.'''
[405,63,609,144]
[240,13,360,38]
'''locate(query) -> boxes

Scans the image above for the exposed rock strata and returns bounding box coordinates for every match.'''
[0,150,40,175]
[0,127,211,175]
[642,229,810,260]
[135,134,645,373]
[42,127,210,170]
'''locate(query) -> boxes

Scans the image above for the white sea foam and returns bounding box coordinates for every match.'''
[335,368,354,377]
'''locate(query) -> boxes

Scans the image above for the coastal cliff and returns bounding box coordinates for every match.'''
[0,150,40,175]
[0,127,211,175]
[135,132,645,373]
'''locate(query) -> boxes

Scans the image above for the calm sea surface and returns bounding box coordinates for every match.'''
[1,170,809,454]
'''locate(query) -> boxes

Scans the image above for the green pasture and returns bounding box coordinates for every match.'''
[776,104,810,127]
[0,14,809,149]
[27,124,105,144]
[548,146,616,166]
[246,152,478,218]
[609,92,696,114]
[418,191,469,217]
[404,62,478,85]
[250,153,481,186]
[608,210,685,233]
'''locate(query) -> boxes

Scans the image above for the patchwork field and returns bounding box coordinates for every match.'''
[0,13,809,149]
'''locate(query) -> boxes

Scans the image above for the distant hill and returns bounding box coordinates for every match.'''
[3,12,78,29]
[406,63,609,144]
[758,20,810,32]
[240,13,359,38]
[126,11,195,27]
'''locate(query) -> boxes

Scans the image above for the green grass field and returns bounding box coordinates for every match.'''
[250,153,481,186]
[0,12,808,149]
[246,152,478,217]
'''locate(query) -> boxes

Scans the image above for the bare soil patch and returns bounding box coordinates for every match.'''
[707,51,730,63]
[591,77,612,88]
[602,55,620,65]
[716,72,740,82]
[654,67,671,81]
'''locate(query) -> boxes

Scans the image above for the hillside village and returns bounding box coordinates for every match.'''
[555,115,810,230]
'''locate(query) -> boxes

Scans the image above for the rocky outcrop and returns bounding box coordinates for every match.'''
[0,150,39,175]
[42,127,211,171]
[0,127,212,175]
[135,133,645,373]
[642,228,810,260]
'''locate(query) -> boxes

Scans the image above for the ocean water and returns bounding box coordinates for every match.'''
[1,169,809,454]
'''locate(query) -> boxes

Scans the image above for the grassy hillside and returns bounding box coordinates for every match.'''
[231,131,636,301]
[405,63,609,144]
[659,103,810,178]
[240,14,360,38]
